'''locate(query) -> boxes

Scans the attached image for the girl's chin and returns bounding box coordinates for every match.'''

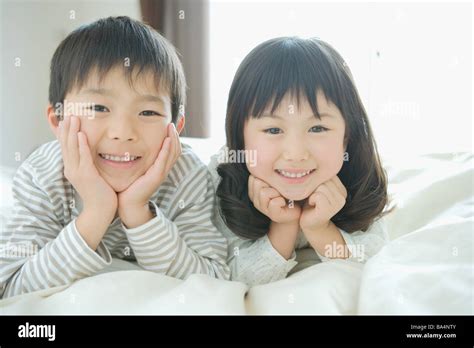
[278,189,312,202]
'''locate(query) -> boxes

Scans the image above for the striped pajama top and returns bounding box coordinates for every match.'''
[0,140,230,298]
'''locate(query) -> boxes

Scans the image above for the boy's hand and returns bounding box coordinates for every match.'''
[248,175,301,224]
[299,175,347,234]
[59,115,117,220]
[118,123,181,227]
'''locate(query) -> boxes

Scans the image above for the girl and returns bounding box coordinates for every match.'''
[209,37,395,286]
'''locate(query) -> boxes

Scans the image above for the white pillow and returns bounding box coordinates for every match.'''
[245,259,364,314]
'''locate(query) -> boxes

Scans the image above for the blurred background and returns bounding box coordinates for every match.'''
[0,0,472,168]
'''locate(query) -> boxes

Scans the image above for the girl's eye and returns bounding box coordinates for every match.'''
[139,110,162,117]
[90,105,109,112]
[263,127,282,135]
[309,125,328,133]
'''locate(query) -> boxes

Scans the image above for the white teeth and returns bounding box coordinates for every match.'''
[276,169,313,178]
[100,153,139,162]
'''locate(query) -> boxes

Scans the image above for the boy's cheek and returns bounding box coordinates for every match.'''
[142,146,161,171]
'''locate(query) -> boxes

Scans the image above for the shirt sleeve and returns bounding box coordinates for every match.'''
[208,150,298,286]
[0,162,112,299]
[121,166,230,280]
[314,218,390,263]
[226,232,298,286]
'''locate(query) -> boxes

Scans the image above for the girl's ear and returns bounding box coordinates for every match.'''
[46,104,61,139]
[176,115,185,135]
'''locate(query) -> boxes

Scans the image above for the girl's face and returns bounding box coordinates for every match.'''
[243,91,346,201]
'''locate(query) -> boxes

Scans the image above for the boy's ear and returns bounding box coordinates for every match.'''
[46,104,60,139]
[176,115,185,135]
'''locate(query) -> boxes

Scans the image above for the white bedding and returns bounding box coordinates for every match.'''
[0,151,472,315]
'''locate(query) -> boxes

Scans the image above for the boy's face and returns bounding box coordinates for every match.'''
[243,91,347,201]
[50,66,176,193]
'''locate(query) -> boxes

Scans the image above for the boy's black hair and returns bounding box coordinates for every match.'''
[48,16,186,123]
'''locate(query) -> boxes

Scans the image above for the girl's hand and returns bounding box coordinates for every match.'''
[118,123,181,215]
[58,115,118,220]
[248,174,301,224]
[299,175,347,234]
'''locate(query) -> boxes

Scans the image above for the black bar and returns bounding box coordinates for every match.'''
[0,315,472,346]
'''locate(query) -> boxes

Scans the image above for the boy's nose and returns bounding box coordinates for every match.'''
[108,119,138,142]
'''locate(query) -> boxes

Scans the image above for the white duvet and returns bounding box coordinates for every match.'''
[0,151,472,315]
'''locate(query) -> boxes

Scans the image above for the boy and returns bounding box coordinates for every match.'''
[0,16,229,299]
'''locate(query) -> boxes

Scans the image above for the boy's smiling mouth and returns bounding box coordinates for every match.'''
[98,152,142,168]
[99,153,142,162]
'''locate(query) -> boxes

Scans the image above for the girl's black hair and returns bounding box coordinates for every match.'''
[48,16,186,123]
[217,37,395,239]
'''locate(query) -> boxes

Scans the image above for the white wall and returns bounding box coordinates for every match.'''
[0,0,141,168]
[209,1,473,159]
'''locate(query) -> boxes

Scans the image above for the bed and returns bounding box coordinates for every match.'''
[0,148,472,315]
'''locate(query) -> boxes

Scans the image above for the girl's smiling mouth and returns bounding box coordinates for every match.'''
[275,168,316,183]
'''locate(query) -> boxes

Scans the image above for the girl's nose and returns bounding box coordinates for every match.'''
[282,140,310,162]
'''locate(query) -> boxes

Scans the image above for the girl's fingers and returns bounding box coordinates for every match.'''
[252,177,270,210]
[325,178,347,208]
[308,191,317,206]
[268,196,286,216]
[248,175,255,202]
[324,180,340,203]
[259,187,281,212]
[308,190,330,207]
[330,176,348,199]
[314,184,335,206]
[253,176,269,192]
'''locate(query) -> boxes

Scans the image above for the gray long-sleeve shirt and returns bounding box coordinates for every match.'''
[0,140,230,298]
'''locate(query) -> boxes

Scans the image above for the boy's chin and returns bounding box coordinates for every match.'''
[107,179,134,194]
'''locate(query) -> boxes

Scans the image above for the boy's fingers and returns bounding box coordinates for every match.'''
[163,137,176,175]
[67,116,80,166]
[61,115,72,167]
[77,131,94,166]
[165,124,180,173]
[58,119,67,165]
[153,137,171,178]
[174,124,182,162]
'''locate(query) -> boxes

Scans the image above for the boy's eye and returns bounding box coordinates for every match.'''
[90,105,109,112]
[263,127,282,135]
[139,110,162,117]
[309,125,328,133]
